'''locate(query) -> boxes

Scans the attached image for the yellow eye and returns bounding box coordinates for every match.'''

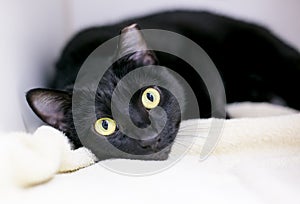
[94,118,116,136]
[142,88,160,109]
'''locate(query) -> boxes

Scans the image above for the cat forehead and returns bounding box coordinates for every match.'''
[95,65,183,98]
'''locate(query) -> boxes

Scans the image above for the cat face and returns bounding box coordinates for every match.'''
[26,24,184,161]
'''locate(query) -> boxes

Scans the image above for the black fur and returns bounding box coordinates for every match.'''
[26,10,300,160]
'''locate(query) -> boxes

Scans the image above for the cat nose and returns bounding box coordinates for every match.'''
[139,138,161,150]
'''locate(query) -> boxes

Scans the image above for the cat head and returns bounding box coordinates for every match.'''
[26,24,184,161]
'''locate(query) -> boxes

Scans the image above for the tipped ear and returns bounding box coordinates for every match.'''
[116,23,157,65]
[26,88,72,132]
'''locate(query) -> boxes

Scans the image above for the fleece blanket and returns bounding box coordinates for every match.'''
[0,102,300,203]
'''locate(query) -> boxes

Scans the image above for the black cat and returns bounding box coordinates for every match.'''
[26,10,300,161]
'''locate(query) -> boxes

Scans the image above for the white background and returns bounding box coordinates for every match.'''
[0,0,299,132]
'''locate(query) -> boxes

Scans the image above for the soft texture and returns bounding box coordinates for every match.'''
[0,102,300,204]
[0,127,96,190]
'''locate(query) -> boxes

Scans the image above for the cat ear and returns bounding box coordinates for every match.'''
[26,88,72,132]
[116,23,157,65]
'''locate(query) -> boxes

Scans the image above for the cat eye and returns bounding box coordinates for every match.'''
[142,88,160,109]
[94,117,116,136]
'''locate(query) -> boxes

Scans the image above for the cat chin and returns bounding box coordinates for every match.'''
[125,148,171,161]
[96,146,172,161]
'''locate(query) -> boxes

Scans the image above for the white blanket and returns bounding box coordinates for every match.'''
[1,102,300,204]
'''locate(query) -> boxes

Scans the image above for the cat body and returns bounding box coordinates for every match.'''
[27,10,300,160]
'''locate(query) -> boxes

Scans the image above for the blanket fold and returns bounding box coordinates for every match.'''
[0,102,299,191]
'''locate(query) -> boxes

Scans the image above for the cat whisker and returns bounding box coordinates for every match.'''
[178,128,209,132]
[173,141,194,148]
[178,127,209,130]
[176,137,198,139]
[179,127,210,132]
[177,132,208,136]
[180,123,206,126]
[176,134,207,139]
[176,133,203,136]
[174,139,195,144]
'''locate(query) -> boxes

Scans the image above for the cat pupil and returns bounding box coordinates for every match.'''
[147,92,154,102]
[102,120,109,130]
